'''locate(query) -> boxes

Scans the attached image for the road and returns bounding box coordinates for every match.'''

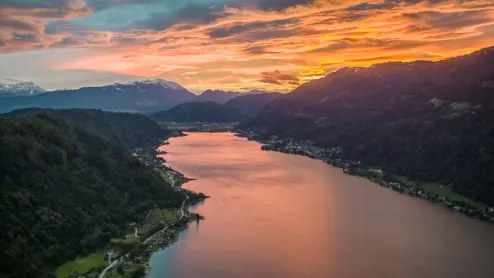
[98,173,188,278]
[179,194,189,219]
[98,258,120,278]
[168,173,176,187]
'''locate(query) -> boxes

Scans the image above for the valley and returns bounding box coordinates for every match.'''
[1,44,494,278]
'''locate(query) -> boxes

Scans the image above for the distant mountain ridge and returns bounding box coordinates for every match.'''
[150,92,282,123]
[149,101,244,123]
[193,89,278,104]
[241,45,494,205]
[224,92,281,119]
[0,79,280,114]
[194,89,242,104]
[0,79,196,114]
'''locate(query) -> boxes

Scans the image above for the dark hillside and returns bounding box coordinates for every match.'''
[0,113,183,277]
[241,46,494,205]
[3,108,168,148]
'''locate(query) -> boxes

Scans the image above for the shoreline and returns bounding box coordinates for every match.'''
[234,130,494,223]
[75,138,208,278]
[116,140,208,278]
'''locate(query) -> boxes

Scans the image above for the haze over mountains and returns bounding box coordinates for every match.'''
[241,45,494,206]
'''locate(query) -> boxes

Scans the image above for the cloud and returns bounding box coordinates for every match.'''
[1,0,494,91]
[208,18,299,38]
[0,0,92,19]
[260,70,299,85]
[243,45,277,54]
[0,18,44,34]
[257,0,316,11]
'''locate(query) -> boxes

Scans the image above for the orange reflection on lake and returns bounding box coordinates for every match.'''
[151,132,494,278]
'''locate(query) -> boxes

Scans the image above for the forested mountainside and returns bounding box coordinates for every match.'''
[193,90,243,104]
[0,79,196,114]
[241,46,494,205]
[0,113,184,277]
[3,109,168,148]
[150,101,244,123]
[224,92,281,120]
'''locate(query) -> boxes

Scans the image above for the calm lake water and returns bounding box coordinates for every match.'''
[151,132,494,278]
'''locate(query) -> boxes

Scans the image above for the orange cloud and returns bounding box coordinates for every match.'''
[2,0,494,92]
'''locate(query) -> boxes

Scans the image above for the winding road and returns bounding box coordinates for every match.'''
[98,172,189,278]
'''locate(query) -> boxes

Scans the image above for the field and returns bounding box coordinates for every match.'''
[56,253,107,278]
[393,175,485,208]
[146,208,176,224]
[421,183,485,208]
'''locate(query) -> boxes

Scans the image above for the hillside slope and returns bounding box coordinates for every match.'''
[3,108,168,148]
[241,46,494,205]
[194,90,242,104]
[225,92,281,119]
[150,102,243,123]
[0,113,184,278]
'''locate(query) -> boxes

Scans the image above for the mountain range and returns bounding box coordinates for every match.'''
[194,89,274,104]
[240,45,494,206]
[0,80,277,114]
[149,93,281,123]
[0,79,196,113]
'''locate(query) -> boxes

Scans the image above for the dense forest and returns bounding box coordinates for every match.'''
[3,108,168,148]
[0,113,184,278]
[241,46,494,205]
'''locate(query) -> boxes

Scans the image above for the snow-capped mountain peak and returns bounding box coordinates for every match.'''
[0,81,46,96]
[123,79,186,90]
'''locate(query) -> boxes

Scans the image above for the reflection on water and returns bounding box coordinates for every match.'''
[151,132,494,278]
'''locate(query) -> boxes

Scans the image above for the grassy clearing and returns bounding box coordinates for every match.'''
[393,175,485,208]
[421,183,485,208]
[56,253,107,278]
[137,226,150,235]
[111,235,139,245]
[145,208,176,224]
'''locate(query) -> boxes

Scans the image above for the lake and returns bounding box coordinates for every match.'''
[151,132,494,278]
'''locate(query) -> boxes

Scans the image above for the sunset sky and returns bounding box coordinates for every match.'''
[1,0,494,92]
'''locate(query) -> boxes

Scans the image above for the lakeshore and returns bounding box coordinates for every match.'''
[235,129,494,223]
[55,139,208,278]
[146,132,494,278]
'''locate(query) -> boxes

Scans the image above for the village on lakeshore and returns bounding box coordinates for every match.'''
[235,129,494,223]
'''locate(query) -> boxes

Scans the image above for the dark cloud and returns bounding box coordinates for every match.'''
[259,70,299,85]
[403,10,491,32]
[0,18,43,33]
[136,3,230,31]
[346,2,391,11]
[243,46,277,54]
[208,18,299,38]
[310,38,389,52]
[51,37,85,47]
[0,0,92,19]
[257,0,315,11]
